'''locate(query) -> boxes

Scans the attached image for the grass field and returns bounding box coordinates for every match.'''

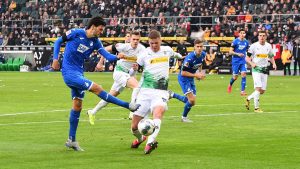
[0,72,299,169]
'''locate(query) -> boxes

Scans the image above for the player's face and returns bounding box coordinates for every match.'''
[93,25,105,37]
[239,31,246,39]
[125,33,131,43]
[194,43,204,55]
[258,33,267,44]
[130,34,140,48]
[149,38,161,52]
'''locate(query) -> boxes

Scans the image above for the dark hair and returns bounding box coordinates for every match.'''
[258,30,267,35]
[239,28,245,33]
[131,30,141,36]
[86,17,106,29]
[194,39,204,45]
[148,30,161,39]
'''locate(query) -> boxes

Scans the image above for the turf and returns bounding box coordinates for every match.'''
[0,72,299,169]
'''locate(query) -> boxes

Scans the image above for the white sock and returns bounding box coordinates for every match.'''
[131,87,140,103]
[147,119,161,144]
[131,128,143,142]
[247,90,259,101]
[91,100,108,115]
[253,91,260,109]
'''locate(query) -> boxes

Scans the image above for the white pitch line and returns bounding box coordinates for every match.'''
[1,102,299,117]
[0,110,298,126]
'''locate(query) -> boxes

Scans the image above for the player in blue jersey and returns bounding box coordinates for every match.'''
[169,39,206,122]
[51,17,140,151]
[227,29,250,96]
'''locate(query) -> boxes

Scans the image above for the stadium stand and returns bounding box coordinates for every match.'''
[0,0,299,72]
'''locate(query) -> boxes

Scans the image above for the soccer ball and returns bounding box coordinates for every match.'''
[138,119,156,136]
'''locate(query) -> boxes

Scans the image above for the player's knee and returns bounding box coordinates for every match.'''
[233,76,238,80]
[73,99,82,111]
[189,98,196,106]
[260,90,265,94]
[90,83,103,94]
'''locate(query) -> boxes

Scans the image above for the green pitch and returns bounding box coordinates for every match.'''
[0,72,299,169]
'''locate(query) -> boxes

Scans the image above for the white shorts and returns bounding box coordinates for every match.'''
[110,71,131,92]
[134,88,169,118]
[252,72,268,90]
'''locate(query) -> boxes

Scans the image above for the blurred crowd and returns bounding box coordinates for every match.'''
[0,0,299,46]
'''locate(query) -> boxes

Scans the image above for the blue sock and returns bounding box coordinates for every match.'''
[182,101,193,117]
[69,109,81,141]
[241,77,246,91]
[229,78,235,86]
[98,90,129,109]
[173,93,188,103]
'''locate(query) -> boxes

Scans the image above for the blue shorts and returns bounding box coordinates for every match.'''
[232,63,247,75]
[63,73,93,100]
[178,78,196,95]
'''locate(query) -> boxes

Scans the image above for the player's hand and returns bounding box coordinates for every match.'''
[238,53,244,57]
[95,63,104,72]
[117,53,125,59]
[250,63,256,68]
[195,72,206,80]
[273,64,277,70]
[51,59,60,70]
[132,63,138,71]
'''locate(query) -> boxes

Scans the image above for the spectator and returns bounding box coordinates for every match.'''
[281,45,292,76]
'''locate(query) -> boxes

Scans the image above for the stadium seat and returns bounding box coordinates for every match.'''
[13,57,21,71]
[7,58,14,71]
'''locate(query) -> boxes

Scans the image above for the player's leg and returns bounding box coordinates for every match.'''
[131,92,150,148]
[181,92,195,123]
[169,78,189,103]
[144,90,168,154]
[89,83,140,111]
[247,72,263,112]
[179,81,196,122]
[228,64,239,93]
[240,64,247,96]
[87,88,120,125]
[126,76,140,103]
[65,88,85,151]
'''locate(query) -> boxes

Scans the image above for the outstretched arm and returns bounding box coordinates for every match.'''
[52,37,64,70]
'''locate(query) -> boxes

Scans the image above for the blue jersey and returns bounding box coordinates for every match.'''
[231,38,249,64]
[62,29,102,75]
[178,51,206,81]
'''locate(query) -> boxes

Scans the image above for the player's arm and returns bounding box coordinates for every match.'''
[229,44,243,57]
[95,55,105,71]
[52,34,68,70]
[268,50,277,70]
[246,52,256,68]
[172,52,183,59]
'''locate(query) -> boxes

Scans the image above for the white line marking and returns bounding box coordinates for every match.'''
[0,110,298,126]
[1,102,299,117]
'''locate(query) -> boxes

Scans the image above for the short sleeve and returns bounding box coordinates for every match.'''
[115,43,127,53]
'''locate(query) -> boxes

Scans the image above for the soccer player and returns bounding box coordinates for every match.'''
[51,17,140,151]
[87,31,146,125]
[130,30,182,154]
[245,30,277,112]
[169,39,206,122]
[227,29,250,96]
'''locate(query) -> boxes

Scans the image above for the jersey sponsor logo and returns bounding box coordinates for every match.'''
[77,44,89,53]
[123,56,137,62]
[150,56,168,64]
[256,54,268,58]
[66,30,72,36]
[192,63,202,69]
[238,45,246,50]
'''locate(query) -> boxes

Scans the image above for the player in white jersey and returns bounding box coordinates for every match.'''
[130,30,182,155]
[245,31,277,112]
[87,31,146,125]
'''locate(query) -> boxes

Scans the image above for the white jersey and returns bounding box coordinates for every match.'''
[248,42,274,73]
[114,43,146,73]
[137,46,179,90]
